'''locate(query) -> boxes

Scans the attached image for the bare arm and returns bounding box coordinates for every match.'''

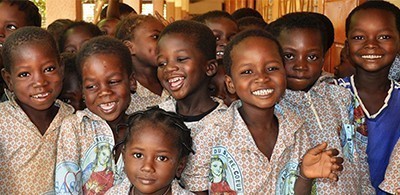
[106,0,120,19]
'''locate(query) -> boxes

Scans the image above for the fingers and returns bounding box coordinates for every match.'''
[308,142,328,155]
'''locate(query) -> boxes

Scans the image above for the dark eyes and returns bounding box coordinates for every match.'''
[284,53,294,60]
[18,72,29,78]
[6,24,17,31]
[133,153,143,158]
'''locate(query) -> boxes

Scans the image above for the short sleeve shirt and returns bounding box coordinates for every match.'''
[105,178,194,195]
[55,109,125,194]
[0,97,74,194]
[126,82,170,114]
[379,139,400,194]
[281,73,374,194]
[182,100,311,194]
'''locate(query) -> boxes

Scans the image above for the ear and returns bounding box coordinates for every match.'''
[225,75,236,94]
[175,156,188,178]
[205,59,218,77]
[129,72,137,92]
[123,40,136,55]
[1,68,13,92]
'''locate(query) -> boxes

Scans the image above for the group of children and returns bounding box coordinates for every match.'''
[0,0,398,194]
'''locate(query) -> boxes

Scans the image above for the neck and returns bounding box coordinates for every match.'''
[17,100,59,135]
[354,68,391,92]
[134,65,163,96]
[239,104,276,131]
[107,113,128,133]
[176,93,217,116]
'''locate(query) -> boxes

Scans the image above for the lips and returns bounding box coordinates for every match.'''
[361,54,382,59]
[137,177,156,185]
[168,76,184,91]
[252,89,274,96]
[98,101,117,113]
[31,92,50,100]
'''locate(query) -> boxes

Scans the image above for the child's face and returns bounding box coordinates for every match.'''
[59,72,85,111]
[334,45,355,78]
[205,17,238,60]
[2,43,63,110]
[347,9,400,72]
[278,28,324,91]
[128,18,165,67]
[0,2,28,48]
[97,18,119,37]
[63,27,94,53]
[123,124,185,194]
[157,33,216,100]
[225,37,286,109]
[81,53,131,122]
[209,65,238,106]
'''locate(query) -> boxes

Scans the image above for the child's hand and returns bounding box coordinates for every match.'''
[154,11,175,26]
[301,142,344,181]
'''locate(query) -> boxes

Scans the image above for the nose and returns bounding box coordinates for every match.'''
[255,71,270,83]
[98,84,112,97]
[163,61,179,74]
[293,56,308,71]
[364,38,378,49]
[32,73,48,88]
[140,157,155,173]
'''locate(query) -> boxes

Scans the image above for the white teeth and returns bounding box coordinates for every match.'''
[168,77,183,83]
[168,77,184,88]
[216,51,224,56]
[32,92,49,99]
[252,89,273,96]
[99,102,116,111]
[361,55,382,59]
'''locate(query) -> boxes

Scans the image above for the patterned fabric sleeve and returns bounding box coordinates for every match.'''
[379,140,400,194]
[180,123,215,192]
[54,115,83,195]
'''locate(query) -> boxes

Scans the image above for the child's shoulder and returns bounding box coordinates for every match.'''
[104,177,131,195]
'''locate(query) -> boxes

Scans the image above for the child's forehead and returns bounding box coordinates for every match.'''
[351,8,396,25]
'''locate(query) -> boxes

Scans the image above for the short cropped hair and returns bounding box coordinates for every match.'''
[237,16,268,30]
[345,0,400,37]
[231,8,263,21]
[159,20,216,61]
[193,10,236,25]
[223,29,283,76]
[58,21,102,52]
[75,36,133,81]
[2,26,58,72]
[268,12,330,53]
[100,3,136,20]
[0,0,41,27]
[115,14,158,41]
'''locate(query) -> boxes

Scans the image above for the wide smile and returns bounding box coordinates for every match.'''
[168,76,184,91]
[31,92,51,101]
[361,54,382,60]
[216,50,224,58]
[98,101,117,113]
[252,88,274,96]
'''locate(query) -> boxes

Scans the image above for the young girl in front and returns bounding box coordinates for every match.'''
[336,2,400,194]
[268,12,373,194]
[184,29,344,194]
[116,14,169,112]
[55,36,135,194]
[106,107,195,195]
[0,27,74,194]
